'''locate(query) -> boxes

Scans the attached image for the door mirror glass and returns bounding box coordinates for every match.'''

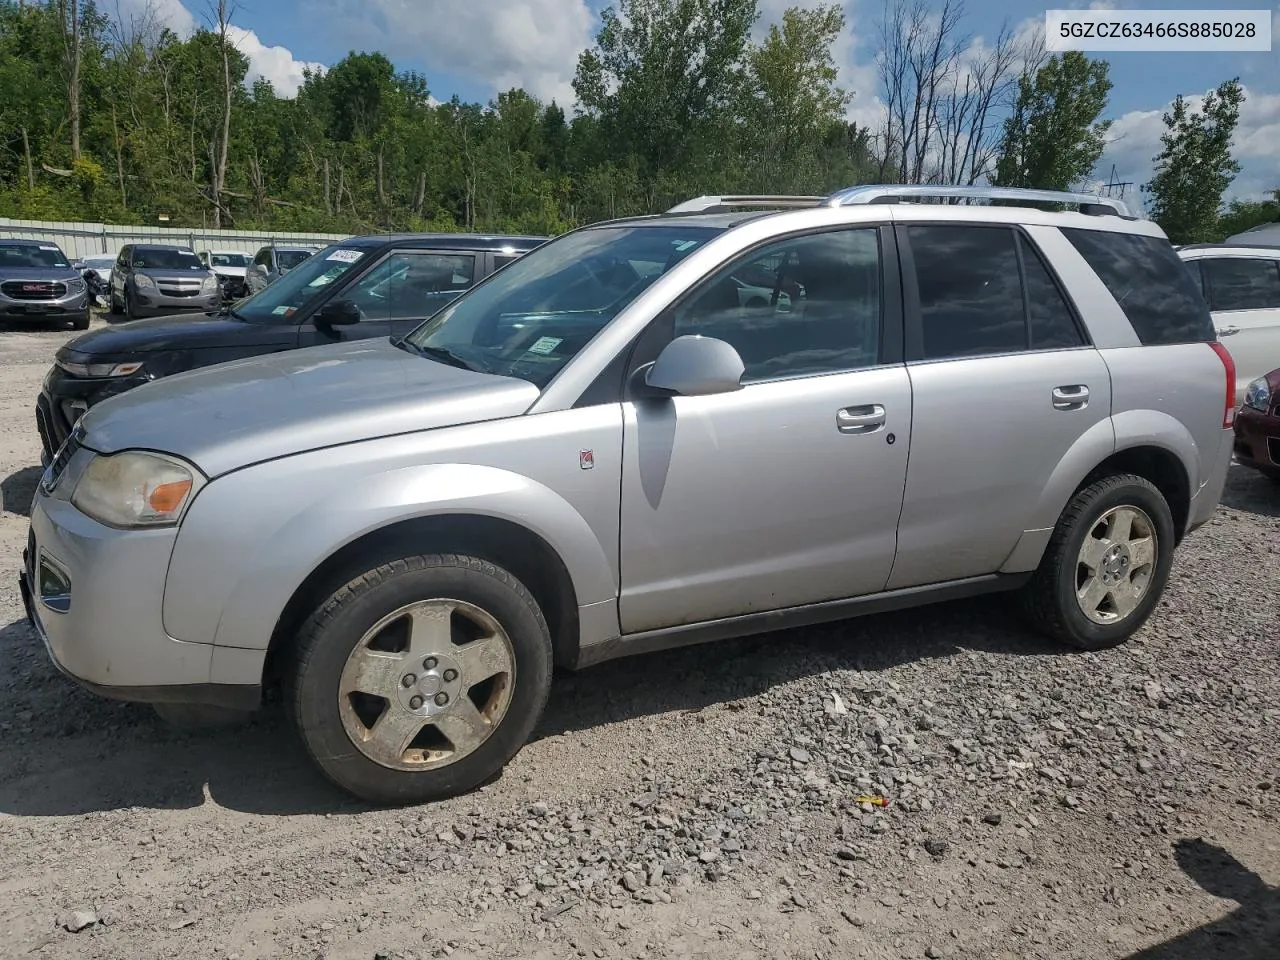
[644,335,745,397]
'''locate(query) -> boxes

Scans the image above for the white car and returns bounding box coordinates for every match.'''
[198,249,255,300]
[74,254,117,286]
[1179,243,1280,404]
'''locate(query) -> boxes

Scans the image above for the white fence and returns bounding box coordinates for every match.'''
[0,217,351,260]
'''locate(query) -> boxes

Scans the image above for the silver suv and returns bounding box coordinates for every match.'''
[22,186,1235,806]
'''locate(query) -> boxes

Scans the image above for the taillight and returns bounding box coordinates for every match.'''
[1209,341,1236,428]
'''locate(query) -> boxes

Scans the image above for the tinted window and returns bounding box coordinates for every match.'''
[1202,257,1280,312]
[910,226,1025,359]
[404,225,722,388]
[254,249,270,267]
[1062,229,1213,344]
[494,255,520,270]
[231,245,366,323]
[0,242,69,268]
[346,253,478,321]
[132,248,204,270]
[674,229,881,381]
[1020,235,1085,349]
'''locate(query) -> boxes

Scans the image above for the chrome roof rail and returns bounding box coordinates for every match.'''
[822,185,1134,218]
[666,195,826,215]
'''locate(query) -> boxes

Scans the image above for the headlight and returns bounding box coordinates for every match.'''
[71,451,204,528]
[56,359,144,378]
[1244,376,1272,413]
[66,278,86,294]
[201,273,219,293]
[133,273,157,290]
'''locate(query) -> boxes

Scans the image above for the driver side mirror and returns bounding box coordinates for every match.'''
[640,335,745,398]
[314,299,361,335]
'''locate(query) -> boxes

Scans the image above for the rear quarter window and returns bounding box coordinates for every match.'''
[1062,228,1214,345]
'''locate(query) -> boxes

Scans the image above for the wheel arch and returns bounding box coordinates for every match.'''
[264,513,584,690]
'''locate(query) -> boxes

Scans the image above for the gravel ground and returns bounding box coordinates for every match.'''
[0,321,1278,960]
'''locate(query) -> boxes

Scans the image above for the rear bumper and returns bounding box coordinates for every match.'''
[1233,406,1280,478]
[22,490,260,711]
[1187,427,1237,533]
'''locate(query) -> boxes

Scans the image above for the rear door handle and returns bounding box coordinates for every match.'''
[1218,326,1240,337]
[836,404,886,434]
[1052,385,1090,411]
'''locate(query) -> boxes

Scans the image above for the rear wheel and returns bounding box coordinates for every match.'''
[108,287,122,315]
[288,553,553,806]
[1021,473,1175,651]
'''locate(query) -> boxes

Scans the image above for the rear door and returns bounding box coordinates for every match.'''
[887,223,1111,589]
[1198,255,1280,403]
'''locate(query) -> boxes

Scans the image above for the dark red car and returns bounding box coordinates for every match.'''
[1234,366,1280,481]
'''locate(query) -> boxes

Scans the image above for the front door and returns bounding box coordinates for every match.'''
[618,226,912,634]
[1198,255,1280,404]
[887,223,1112,589]
[299,250,482,346]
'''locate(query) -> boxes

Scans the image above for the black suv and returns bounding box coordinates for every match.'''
[36,232,546,463]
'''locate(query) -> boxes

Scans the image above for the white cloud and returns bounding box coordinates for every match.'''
[109,0,321,97]
[318,0,594,105]
[1098,84,1280,209]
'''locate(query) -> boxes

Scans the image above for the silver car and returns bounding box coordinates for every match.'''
[22,186,1235,806]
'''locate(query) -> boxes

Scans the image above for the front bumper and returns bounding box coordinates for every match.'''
[129,288,220,318]
[1234,404,1280,478]
[0,289,89,322]
[20,486,259,710]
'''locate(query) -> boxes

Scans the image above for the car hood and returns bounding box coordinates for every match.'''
[78,338,541,477]
[0,266,78,282]
[210,265,247,278]
[59,312,274,358]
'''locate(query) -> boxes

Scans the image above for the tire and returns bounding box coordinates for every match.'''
[288,553,553,806]
[123,288,137,321]
[71,313,90,331]
[153,702,255,730]
[108,288,122,315]
[1020,473,1176,651]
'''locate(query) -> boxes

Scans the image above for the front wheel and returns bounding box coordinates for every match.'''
[123,288,137,321]
[288,554,553,806]
[1020,473,1176,651]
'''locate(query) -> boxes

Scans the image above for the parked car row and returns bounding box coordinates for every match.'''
[14,186,1278,808]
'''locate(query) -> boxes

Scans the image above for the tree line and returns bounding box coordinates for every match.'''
[0,0,1274,244]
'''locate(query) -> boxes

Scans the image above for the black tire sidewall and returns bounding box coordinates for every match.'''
[1051,480,1176,649]
[291,558,552,806]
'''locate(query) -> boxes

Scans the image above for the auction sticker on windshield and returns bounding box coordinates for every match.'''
[527,336,563,355]
[327,249,363,263]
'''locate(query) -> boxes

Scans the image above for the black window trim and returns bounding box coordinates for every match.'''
[898,221,1093,364]
[1199,255,1280,314]
[571,222,902,408]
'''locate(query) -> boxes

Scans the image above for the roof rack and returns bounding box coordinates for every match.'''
[822,185,1134,218]
[666,195,825,215]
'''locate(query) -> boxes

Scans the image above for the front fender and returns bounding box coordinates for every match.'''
[164,461,617,651]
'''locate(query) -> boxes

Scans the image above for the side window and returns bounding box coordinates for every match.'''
[1201,257,1280,312]
[345,253,479,321]
[494,255,520,270]
[909,225,1025,359]
[673,229,881,382]
[1019,235,1085,349]
[1061,228,1214,345]
[116,247,129,268]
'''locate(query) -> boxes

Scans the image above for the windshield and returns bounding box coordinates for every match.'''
[232,244,367,323]
[0,242,70,269]
[404,225,722,387]
[278,250,314,270]
[210,253,250,267]
[132,248,205,270]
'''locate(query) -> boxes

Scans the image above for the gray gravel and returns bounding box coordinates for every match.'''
[1,322,1278,960]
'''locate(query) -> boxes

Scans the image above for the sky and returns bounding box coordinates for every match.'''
[117,0,1280,208]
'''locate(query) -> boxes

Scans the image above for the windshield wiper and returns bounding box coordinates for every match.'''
[217,305,250,322]
[395,339,477,372]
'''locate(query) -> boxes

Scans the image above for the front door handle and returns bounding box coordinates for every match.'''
[1218,326,1240,337]
[1052,384,1090,411]
[836,404,886,434]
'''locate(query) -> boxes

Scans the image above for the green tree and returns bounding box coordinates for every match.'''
[993,51,1111,190]
[1144,78,1245,244]
[742,4,851,193]
[1214,189,1279,241]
